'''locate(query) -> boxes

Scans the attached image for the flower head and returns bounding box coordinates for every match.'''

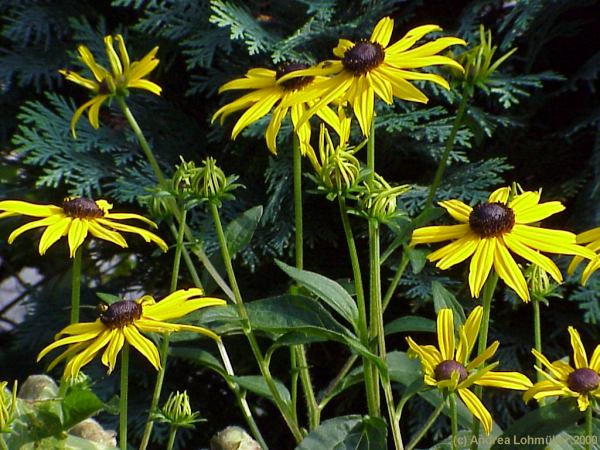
[37,288,225,378]
[0,197,167,257]
[211,62,341,155]
[410,187,594,301]
[525,326,600,411]
[61,34,161,137]
[407,307,532,434]
[567,227,600,285]
[154,390,202,430]
[278,17,466,136]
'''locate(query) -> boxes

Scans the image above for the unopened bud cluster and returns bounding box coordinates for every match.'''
[0,380,17,433]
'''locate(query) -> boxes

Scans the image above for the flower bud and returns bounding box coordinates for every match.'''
[192,157,242,206]
[154,390,201,429]
[357,174,410,222]
[210,426,261,450]
[0,380,17,433]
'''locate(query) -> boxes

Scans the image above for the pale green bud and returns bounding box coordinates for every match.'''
[0,380,17,433]
[154,390,201,430]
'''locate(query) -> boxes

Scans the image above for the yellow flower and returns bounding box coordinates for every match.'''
[407,307,532,434]
[212,62,341,156]
[37,288,225,378]
[567,227,600,285]
[0,197,168,257]
[410,187,594,302]
[61,34,161,137]
[278,17,466,136]
[525,326,600,412]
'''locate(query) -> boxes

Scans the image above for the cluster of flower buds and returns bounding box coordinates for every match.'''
[0,381,17,434]
[355,173,410,223]
[154,390,202,430]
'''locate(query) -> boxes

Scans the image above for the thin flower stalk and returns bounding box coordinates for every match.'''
[209,202,303,442]
[120,343,130,450]
[71,247,82,324]
[405,400,445,450]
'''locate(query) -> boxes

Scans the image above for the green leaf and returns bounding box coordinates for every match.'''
[385,316,435,335]
[233,375,291,404]
[295,415,387,450]
[432,281,466,325]
[169,347,226,376]
[275,260,359,329]
[491,400,583,449]
[407,247,428,274]
[61,388,105,430]
[224,205,263,256]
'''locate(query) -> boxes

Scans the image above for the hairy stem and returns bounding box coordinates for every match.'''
[70,247,82,324]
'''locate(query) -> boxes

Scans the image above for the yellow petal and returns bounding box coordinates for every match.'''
[123,326,160,370]
[104,212,158,228]
[128,47,160,80]
[501,234,563,282]
[492,241,529,301]
[333,39,354,59]
[67,218,89,257]
[386,25,442,54]
[368,71,393,104]
[231,93,281,139]
[37,327,103,361]
[410,224,470,245]
[531,349,572,380]
[114,35,130,73]
[428,234,479,269]
[7,216,58,245]
[350,75,375,136]
[437,309,455,360]
[95,219,168,251]
[467,341,499,371]
[136,319,220,341]
[38,216,72,255]
[468,238,496,298]
[577,394,590,411]
[475,371,532,390]
[265,105,287,154]
[370,17,394,47]
[523,380,566,404]
[0,200,62,217]
[456,306,483,364]
[577,227,600,244]
[457,388,492,434]
[127,79,162,95]
[488,187,510,204]
[101,329,124,373]
[87,221,128,248]
[589,345,600,372]
[104,35,123,76]
[60,70,98,91]
[568,326,588,369]
[77,45,110,82]
[64,329,113,378]
[406,337,442,371]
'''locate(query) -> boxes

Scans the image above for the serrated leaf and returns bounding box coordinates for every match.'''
[295,415,387,450]
[276,260,359,329]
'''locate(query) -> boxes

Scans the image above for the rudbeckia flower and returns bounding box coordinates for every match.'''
[61,34,161,137]
[407,307,532,434]
[567,227,600,285]
[37,288,225,378]
[278,17,465,136]
[0,197,167,257]
[525,326,600,412]
[410,187,594,301]
[212,62,341,155]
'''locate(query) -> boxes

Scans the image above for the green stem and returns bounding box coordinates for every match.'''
[292,135,303,270]
[338,197,377,416]
[139,211,188,450]
[291,138,319,428]
[70,247,82,324]
[586,405,593,450]
[406,400,445,450]
[532,296,543,383]
[366,120,381,416]
[209,202,303,442]
[425,90,471,209]
[0,435,9,450]
[470,272,498,450]
[117,97,237,302]
[120,344,130,450]
[216,340,269,449]
[382,252,410,313]
[449,393,458,450]
[318,354,358,411]
[168,221,202,288]
[165,426,177,450]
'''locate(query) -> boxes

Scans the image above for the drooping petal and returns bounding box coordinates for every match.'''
[0,200,63,217]
[502,234,563,282]
[531,349,572,380]
[127,79,162,95]
[511,225,594,258]
[265,105,288,154]
[468,238,496,298]
[103,212,158,228]
[123,326,160,370]
[38,217,72,255]
[458,388,492,435]
[577,227,600,244]
[589,345,600,372]
[87,221,128,248]
[67,218,90,257]
[64,329,113,378]
[523,381,567,404]
[351,75,375,136]
[101,329,125,373]
[492,241,529,301]
[8,216,60,244]
[95,219,167,251]
[406,337,442,371]
[230,92,281,139]
[136,319,220,341]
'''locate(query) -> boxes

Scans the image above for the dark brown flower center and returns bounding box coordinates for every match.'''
[469,202,515,238]
[62,198,104,218]
[434,360,468,382]
[567,368,600,393]
[276,62,313,91]
[342,40,385,74]
[99,300,142,329]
